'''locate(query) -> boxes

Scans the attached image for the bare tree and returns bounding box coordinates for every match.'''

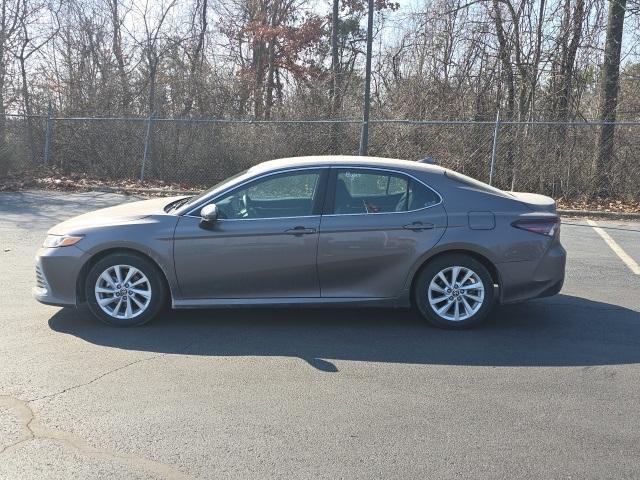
[0,0,21,148]
[219,0,324,119]
[108,0,131,112]
[130,0,180,115]
[593,0,627,196]
[13,0,59,162]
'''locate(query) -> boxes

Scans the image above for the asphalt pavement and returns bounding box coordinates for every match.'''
[0,190,639,479]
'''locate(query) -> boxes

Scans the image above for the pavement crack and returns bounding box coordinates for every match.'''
[0,340,199,478]
[28,338,197,404]
[0,395,191,479]
[27,353,165,403]
[0,395,35,455]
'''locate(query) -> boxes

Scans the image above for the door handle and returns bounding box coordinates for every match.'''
[285,226,316,235]
[403,222,434,231]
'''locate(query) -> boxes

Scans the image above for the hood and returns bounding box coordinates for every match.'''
[510,192,556,213]
[48,195,186,235]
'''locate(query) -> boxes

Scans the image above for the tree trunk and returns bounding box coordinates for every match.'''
[264,0,277,120]
[183,0,208,117]
[550,0,585,197]
[110,0,130,112]
[492,0,516,188]
[0,65,6,149]
[557,0,585,121]
[593,0,626,197]
[329,0,341,153]
[330,0,340,114]
[19,51,36,164]
[146,58,158,177]
[252,0,268,119]
[148,56,157,115]
[264,45,275,119]
[252,34,265,119]
[1,0,21,150]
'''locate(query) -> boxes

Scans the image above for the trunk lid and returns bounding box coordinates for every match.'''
[510,192,556,213]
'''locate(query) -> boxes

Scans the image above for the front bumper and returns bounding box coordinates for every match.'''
[33,245,87,307]
[497,241,567,304]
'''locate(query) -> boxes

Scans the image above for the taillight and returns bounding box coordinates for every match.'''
[512,217,559,237]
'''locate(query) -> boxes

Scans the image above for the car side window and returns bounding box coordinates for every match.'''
[332,169,438,214]
[407,179,440,210]
[213,170,321,219]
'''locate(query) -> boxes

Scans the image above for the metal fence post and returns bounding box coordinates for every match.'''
[141,112,155,182]
[43,103,53,165]
[489,110,500,185]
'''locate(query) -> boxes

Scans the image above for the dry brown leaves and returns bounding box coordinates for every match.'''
[556,197,640,214]
[0,167,199,197]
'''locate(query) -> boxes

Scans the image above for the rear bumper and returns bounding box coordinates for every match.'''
[33,246,86,307]
[497,242,566,304]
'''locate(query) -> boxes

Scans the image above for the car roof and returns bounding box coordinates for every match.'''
[249,155,447,176]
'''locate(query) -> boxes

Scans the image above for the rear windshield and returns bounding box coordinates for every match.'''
[444,170,513,197]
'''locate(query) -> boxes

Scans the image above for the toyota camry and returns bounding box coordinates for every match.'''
[34,156,566,328]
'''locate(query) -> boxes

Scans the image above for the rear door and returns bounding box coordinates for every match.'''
[317,167,447,298]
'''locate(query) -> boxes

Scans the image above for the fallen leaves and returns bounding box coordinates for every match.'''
[556,197,640,214]
[0,167,200,197]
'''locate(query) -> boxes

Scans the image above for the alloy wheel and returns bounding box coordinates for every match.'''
[427,266,485,321]
[94,264,152,320]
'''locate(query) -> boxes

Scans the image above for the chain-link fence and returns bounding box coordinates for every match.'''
[369,120,640,201]
[1,113,639,201]
[0,114,48,169]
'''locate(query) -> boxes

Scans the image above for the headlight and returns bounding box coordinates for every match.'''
[43,234,84,248]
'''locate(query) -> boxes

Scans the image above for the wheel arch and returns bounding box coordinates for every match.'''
[76,247,173,304]
[408,248,502,305]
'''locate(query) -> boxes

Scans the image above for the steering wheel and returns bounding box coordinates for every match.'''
[363,200,379,213]
[227,194,247,218]
[242,192,257,218]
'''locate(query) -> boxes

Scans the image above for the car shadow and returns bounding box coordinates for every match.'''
[48,294,640,372]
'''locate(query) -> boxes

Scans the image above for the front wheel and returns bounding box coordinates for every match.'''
[414,254,495,329]
[85,253,167,326]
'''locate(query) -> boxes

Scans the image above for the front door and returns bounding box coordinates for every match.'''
[174,168,327,299]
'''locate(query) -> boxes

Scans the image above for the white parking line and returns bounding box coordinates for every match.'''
[587,219,640,275]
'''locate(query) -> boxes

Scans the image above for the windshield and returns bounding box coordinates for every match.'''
[444,170,513,197]
[175,168,250,212]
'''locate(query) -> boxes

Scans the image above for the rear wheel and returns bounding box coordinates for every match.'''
[414,254,495,329]
[85,253,166,326]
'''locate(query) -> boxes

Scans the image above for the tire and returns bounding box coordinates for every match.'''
[85,252,167,327]
[414,254,495,329]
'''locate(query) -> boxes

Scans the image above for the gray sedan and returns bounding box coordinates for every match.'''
[34,156,566,328]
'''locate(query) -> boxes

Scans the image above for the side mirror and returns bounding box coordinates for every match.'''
[200,204,218,228]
